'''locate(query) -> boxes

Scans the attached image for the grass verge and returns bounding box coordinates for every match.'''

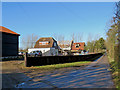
[108,56,120,89]
[19,61,91,71]
[34,61,91,69]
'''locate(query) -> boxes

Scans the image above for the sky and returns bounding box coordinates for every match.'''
[2,2,115,48]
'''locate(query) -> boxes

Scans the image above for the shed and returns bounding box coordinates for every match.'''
[0,26,20,56]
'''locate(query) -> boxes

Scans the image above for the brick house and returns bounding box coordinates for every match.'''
[70,40,85,54]
[71,42,85,51]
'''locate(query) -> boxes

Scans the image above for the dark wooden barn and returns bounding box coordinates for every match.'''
[0,26,20,57]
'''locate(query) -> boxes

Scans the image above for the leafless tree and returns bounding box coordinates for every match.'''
[71,33,75,42]
[71,32,83,43]
[53,33,65,45]
[21,33,39,50]
[115,2,120,44]
[87,33,94,42]
[94,33,100,41]
[77,32,83,42]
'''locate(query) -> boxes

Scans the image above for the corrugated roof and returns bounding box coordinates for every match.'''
[0,26,20,36]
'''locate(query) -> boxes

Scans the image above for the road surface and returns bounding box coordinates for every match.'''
[2,55,115,88]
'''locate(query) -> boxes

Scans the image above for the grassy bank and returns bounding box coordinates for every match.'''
[19,61,91,71]
[19,54,103,71]
[108,56,120,89]
[34,61,91,69]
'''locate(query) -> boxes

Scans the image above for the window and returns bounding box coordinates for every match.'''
[54,42,56,47]
[39,41,49,45]
[75,44,80,48]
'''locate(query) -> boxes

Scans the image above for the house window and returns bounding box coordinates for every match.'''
[54,42,56,47]
[39,41,49,45]
[75,44,80,48]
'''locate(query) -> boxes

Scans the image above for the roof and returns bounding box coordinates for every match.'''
[0,26,20,36]
[71,42,85,50]
[58,44,70,48]
[34,37,58,48]
[73,42,85,44]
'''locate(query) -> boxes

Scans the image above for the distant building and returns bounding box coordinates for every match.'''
[71,42,85,51]
[58,44,71,51]
[58,41,73,56]
[58,40,85,55]
[71,41,85,54]
[0,26,20,56]
[28,37,59,56]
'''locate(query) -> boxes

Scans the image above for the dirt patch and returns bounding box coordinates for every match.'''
[2,60,28,88]
[2,60,91,88]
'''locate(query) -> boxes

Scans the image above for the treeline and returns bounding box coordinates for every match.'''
[105,2,120,62]
[85,37,106,53]
[105,2,120,88]
[106,22,118,60]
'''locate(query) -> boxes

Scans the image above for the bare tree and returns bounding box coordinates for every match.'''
[113,2,120,63]
[58,34,65,45]
[77,32,83,42]
[53,33,65,45]
[115,2,120,44]
[31,33,38,48]
[71,33,75,42]
[87,33,94,42]
[71,32,83,43]
[21,33,39,50]
[94,33,100,41]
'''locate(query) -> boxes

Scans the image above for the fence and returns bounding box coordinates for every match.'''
[1,55,24,61]
[25,53,103,67]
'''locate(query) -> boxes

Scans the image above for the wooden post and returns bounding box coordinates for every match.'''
[25,52,28,67]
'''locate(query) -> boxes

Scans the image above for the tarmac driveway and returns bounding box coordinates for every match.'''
[15,55,115,88]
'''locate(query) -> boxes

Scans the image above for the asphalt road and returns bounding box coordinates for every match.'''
[2,55,115,88]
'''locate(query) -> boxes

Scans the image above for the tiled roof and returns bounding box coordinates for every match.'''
[58,44,70,48]
[71,42,85,50]
[34,37,58,48]
[0,26,20,36]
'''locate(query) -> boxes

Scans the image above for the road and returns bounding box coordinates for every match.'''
[2,55,115,88]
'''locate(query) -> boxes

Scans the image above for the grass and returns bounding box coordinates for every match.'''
[108,56,120,89]
[19,61,91,71]
[34,61,91,69]
[19,55,103,71]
